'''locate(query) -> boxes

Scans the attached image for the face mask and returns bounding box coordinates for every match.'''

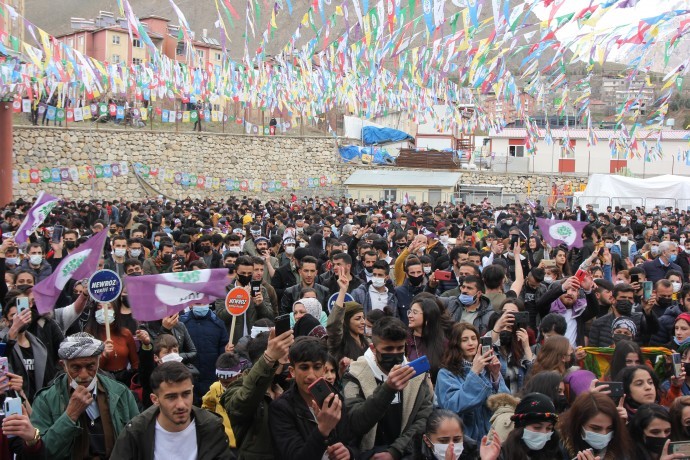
[296,227,304,234]
[423,266,432,275]
[658,297,673,308]
[620,236,628,243]
[605,242,613,249]
[431,442,464,460]
[458,294,476,306]
[5,257,19,266]
[651,246,660,256]
[364,326,372,337]
[348,219,354,224]
[65,241,77,250]
[674,335,690,346]
[299,242,308,248]
[544,276,554,284]
[685,249,690,255]
[285,246,296,255]
[130,249,142,258]
[440,235,449,243]
[499,331,513,346]
[69,368,99,393]
[418,245,427,253]
[372,277,386,288]
[377,352,404,373]
[615,300,633,316]
[643,436,669,455]
[408,274,425,287]
[681,238,687,245]
[663,227,670,233]
[95,308,115,325]
[237,273,253,286]
[113,248,126,258]
[29,255,43,265]
[582,429,613,450]
[554,394,568,412]
[670,254,678,263]
[202,246,212,253]
[647,221,653,226]
[227,246,241,255]
[613,333,632,344]
[193,305,210,317]
[154,241,160,249]
[505,220,513,225]
[673,282,682,293]
[400,220,407,226]
[522,429,553,451]
[162,254,172,264]
[684,362,690,375]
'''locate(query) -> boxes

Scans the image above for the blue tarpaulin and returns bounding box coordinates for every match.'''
[339,145,396,165]
[362,126,414,145]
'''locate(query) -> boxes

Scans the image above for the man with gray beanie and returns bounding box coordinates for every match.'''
[28,332,139,459]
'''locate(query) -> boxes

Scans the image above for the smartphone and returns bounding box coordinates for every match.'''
[673,353,683,377]
[0,344,7,358]
[510,234,519,246]
[433,270,452,281]
[541,259,556,268]
[643,281,654,300]
[0,357,8,375]
[275,314,291,336]
[51,224,64,243]
[4,397,21,416]
[575,269,588,283]
[630,273,640,284]
[406,355,431,377]
[176,256,186,267]
[669,441,690,458]
[308,377,335,407]
[250,280,262,297]
[481,336,493,355]
[596,381,624,400]
[511,311,529,330]
[16,297,29,315]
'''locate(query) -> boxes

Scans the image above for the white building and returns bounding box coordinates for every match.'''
[488,128,690,177]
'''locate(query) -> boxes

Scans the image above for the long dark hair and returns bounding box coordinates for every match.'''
[617,365,661,408]
[488,299,527,366]
[413,409,467,460]
[84,298,124,337]
[521,371,563,401]
[607,340,643,380]
[501,426,561,460]
[410,297,445,378]
[629,404,671,457]
[442,323,479,378]
[557,392,633,458]
[670,396,690,441]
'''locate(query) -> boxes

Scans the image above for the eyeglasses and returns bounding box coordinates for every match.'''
[407,309,422,316]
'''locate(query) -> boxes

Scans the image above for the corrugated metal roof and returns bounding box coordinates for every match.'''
[489,128,690,140]
[345,169,461,187]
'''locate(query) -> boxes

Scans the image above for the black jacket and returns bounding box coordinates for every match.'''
[111,405,234,459]
[268,385,358,460]
[271,261,299,302]
[588,311,658,347]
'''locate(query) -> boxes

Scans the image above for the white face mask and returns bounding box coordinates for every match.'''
[681,238,687,245]
[227,246,241,254]
[285,246,296,255]
[418,245,427,253]
[605,242,613,249]
[130,249,142,258]
[68,366,99,393]
[620,236,629,243]
[522,428,553,450]
[582,429,613,450]
[431,442,463,460]
[505,220,513,225]
[95,308,115,325]
[372,277,386,288]
[544,276,554,284]
[673,282,682,293]
[440,235,449,243]
[423,266,432,274]
[299,242,308,248]
[29,254,43,265]
[113,248,127,258]
[651,246,660,256]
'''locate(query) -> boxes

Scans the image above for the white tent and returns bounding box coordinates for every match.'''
[578,174,690,210]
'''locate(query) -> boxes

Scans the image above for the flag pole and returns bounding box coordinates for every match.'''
[103,304,111,341]
[229,316,237,343]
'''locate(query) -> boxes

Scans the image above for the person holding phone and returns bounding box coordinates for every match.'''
[618,366,682,419]
[405,296,446,383]
[436,323,508,440]
[269,337,356,459]
[327,270,369,373]
[628,403,687,460]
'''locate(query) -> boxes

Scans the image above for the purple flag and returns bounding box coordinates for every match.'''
[124,269,230,321]
[33,230,108,313]
[536,218,589,250]
[14,191,59,244]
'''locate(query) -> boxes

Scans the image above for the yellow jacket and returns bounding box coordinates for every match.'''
[202,381,236,447]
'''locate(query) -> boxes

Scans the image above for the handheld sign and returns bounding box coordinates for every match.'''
[88,270,122,303]
[225,287,251,341]
[327,292,354,313]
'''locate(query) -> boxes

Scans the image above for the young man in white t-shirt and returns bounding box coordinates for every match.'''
[112,362,233,459]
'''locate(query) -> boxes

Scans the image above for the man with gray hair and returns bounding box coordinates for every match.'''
[28,332,139,459]
[642,240,682,283]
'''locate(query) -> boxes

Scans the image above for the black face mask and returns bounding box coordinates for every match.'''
[377,352,404,373]
[554,394,568,413]
[408,274,425,287]
[225,263,236,273]
[237,274,253,286]
[615,300,633,316]
[121,296,130,308]
[658,297,673,308]
[684,363,690,375]
[273,365,291,388]
[64,241,77,250]
[613,333,632,344]
[162,254,172,264]
[499,331,513,347]
[643,436,669,455]
[202,246,212,253]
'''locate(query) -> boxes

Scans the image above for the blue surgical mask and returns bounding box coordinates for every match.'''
[674,335,690,346]
[154,241,160,249]
[458,294,475,306]
[522,428,553,450]
[193,305,210,317]
[5,257,19,266]
[663,227,669,233]
[582,429,613,450]
[670,253,678,263]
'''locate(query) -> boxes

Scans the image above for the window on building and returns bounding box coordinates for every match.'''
[78,36,84,47]
[133,39,143,48]
[112,54,121,63]
[383,189,397,202]
[112,35,120,45]
[215,52,222,60]
[133,58,142,65]
[176,42,185,56]
[197,49,205,58]
[67,38,73,47]
[509,146,525,157]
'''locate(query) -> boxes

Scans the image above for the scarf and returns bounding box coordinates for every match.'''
[550,297,587,317]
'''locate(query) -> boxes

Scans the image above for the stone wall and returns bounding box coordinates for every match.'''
[11,126,587,202]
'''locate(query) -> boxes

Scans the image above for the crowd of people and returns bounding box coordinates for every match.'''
[2,193,690,459]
